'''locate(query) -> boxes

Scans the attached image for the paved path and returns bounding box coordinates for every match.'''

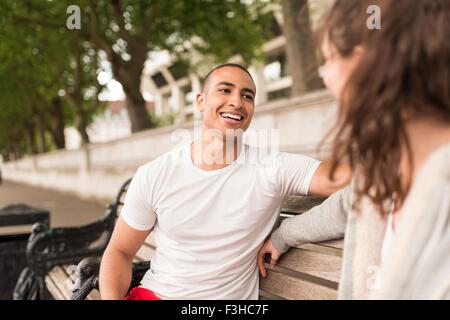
[0,180,106,228]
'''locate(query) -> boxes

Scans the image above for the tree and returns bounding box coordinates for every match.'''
[62,42,106,145]
[0,12,63,155]
[281,0,323,96]
[10,0,272,133]
[0,1,106,152]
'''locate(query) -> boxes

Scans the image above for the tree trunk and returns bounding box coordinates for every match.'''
[281,0,323,96]
[113,50,155,133]
[88,18,154,133]
[75,113,91,145]
[50,97,66,149]
[117,69,154,133]
[124,85,154,133]
[35,118,47,153]
[36,127,46,153]
[24,126,37,155]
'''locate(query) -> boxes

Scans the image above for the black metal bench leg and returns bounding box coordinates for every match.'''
[36,275,46,300]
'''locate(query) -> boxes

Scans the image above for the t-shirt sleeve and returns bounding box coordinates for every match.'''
[274,152,321,198]
[120,165,157,231]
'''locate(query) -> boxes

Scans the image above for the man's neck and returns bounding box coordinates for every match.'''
[191,132,243,171]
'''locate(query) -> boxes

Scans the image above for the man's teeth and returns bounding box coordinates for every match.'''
[221,113,242,121]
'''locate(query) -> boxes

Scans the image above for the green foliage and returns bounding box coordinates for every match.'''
[0,0,273,157]
[0,1,105,154]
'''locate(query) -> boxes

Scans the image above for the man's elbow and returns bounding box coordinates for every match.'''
[102,245,135,265]
[309,163,352,197]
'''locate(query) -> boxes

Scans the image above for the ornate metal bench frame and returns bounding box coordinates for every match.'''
[23,178,132,299]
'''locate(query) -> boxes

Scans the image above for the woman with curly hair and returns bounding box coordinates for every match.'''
[259,0,450,299]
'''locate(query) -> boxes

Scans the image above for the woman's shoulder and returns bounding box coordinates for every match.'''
[415,142,450,185]
[406,142,450,216]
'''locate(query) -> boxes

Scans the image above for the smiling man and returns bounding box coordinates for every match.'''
[99,63,350,300]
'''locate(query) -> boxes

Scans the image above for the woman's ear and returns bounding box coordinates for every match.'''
[196,93,206,112]
[353,45,364,57]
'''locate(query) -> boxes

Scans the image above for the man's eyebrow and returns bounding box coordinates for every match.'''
[215,81,255,96]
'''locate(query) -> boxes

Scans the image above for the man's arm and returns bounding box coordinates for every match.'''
[274,153,350,199]
[99,216,152,300]
[308,162,352,197]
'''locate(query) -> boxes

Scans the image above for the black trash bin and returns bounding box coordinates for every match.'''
[0,204,49,300]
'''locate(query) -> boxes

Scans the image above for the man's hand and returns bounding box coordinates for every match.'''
[257,238,283,278]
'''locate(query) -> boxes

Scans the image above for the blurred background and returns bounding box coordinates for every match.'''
[0,0,338,225]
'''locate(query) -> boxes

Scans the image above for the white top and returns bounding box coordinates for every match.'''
[381,210,396,264]
[120,142,320,299]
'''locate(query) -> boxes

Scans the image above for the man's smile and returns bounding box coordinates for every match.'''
[220,112,243,121]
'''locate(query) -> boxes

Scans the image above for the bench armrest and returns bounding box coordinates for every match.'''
[26,204,118,273]
[71,257,150,300]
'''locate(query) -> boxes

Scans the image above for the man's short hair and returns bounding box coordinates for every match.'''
[202,63,255,92]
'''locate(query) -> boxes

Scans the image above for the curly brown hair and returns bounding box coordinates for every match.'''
[321,0,450,215]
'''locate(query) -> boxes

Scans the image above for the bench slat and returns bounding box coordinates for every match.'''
[46,266,74,300]
[298,242,343,257]
[258,289,285,300]
[317,239,344,250]
[275,247,341,283]
[260,270,337,300]
[45,275,66,300]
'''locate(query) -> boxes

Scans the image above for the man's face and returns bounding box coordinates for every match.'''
[196,66,256,137]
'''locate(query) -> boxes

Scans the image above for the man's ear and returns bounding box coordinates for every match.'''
[196,93,206,112]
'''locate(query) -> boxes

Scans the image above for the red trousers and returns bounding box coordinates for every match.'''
[124,287,161,300]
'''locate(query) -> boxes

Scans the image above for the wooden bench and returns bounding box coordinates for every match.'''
[45,195,343,300]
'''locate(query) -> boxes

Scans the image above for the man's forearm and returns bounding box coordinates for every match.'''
[99,248,133,300]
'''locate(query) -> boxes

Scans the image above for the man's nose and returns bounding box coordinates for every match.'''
[228,92,242,107]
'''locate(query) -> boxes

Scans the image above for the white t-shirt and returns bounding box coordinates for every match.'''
[120,142,320,299]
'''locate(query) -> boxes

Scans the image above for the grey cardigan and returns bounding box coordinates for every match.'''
[271,142,450,299]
